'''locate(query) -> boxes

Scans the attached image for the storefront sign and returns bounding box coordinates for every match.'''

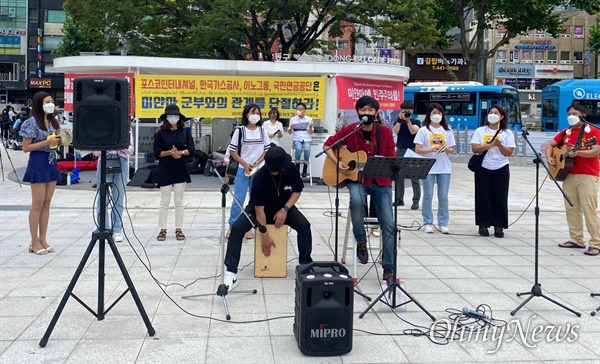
[135,75,326,119]
[0,28,25,36]
[29,78,52,88]
[405,53,470,81]
[336,77,403,110]
[0,36,20,45]
[494,65,534,77]
[515,45,555,49]
[534,65,573,79]
[64,73,135,115]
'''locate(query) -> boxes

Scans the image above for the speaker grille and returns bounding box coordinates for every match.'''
[73,77,130,151]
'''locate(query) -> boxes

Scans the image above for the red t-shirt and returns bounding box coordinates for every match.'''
[324,122,396,187]
[553,127,600,176]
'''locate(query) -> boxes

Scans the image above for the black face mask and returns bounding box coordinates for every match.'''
[358,114,375,125]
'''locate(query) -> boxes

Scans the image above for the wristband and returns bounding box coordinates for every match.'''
[282,206,290,212]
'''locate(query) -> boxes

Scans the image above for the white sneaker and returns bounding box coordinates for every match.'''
[424,225,434,233]
[224,271,238,291]
[440,226,450,234]
[113,233,123,242]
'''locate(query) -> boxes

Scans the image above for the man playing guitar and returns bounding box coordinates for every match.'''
[323,96,397,284]
[545,104,600,256]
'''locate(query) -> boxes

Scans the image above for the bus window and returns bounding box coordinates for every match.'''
[542,99,558,118]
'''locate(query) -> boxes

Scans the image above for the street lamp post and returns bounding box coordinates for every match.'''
[585,41,600,79]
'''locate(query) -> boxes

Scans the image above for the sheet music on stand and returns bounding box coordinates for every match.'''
[362,156,435,180]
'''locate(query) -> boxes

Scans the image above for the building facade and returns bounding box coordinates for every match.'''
[0,0,65,108]
[489,10,597,91]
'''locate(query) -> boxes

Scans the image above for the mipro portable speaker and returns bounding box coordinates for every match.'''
[73,77,129,150]
[293,262,353,356]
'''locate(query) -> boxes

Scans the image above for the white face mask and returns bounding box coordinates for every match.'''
[430,114,442,124]
[296,110,304,116]
[248,114,261,124]
[43,103,55,115]
[567,115,580,126]
[167,115,179,125]
[487,114,500,124]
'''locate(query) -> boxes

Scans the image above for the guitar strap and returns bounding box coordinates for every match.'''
[375,122,381,155]
[573,126,585,150]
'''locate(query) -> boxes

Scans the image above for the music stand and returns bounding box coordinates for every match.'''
[40,151,155,347]
[591,293,600,316]
[358,156,437,320]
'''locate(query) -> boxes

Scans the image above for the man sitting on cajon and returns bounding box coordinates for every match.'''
[223,146,313,290]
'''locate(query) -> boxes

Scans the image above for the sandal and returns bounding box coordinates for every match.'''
[157,229,167,241]
[584,247,600,256]
[558,241,586,249]
[175,230,186,241]
[40,241,55,253]
[29,243,48,255]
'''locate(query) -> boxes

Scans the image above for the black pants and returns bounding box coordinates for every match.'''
[396,148,421,203]
[474,165,510,228]
[225,205,313,273]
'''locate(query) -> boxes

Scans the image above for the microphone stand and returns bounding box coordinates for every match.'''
[510,130,581,317]
[181,161,260,320]
[315,121,371,301]
[315,121,367,262]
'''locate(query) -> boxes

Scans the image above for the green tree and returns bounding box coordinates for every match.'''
[588,13,600,78]
[52,14,104,57]
[379,0,600,81]
[60,0,377,61]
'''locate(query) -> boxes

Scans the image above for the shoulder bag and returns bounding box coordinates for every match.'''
[226,127,243,176]
[468,128,502,172]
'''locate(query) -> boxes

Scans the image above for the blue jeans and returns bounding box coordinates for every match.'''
[95,157,129,233]
[293,140,311,164]
[422,173,451,227]
[228,167,254,227]
[347,182,395,270]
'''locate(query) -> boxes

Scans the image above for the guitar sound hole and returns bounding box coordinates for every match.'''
[347,161,357,171]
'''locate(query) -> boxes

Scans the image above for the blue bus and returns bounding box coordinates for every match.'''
[541,79,600,131]
[403,82,522,130]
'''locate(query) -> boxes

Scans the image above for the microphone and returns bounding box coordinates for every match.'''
[354,116,369,130]
[462,307,486,319]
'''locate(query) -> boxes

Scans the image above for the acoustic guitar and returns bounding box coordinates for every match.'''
[322,147,368,188]
[548,137,596,181]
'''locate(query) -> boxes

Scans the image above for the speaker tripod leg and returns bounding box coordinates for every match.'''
[106,236,156,335]
[395,284,436,321]
[359,283,395,318]
[40,236,99,347]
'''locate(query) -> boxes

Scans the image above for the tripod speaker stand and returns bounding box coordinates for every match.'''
[181,162,257,320]
[510,131,581,317]
[591,294,600,316]
[40,151,155,347]
[358,156,436,320]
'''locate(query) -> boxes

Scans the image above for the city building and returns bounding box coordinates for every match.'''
[0,0,65,108]
[489,10,598,117]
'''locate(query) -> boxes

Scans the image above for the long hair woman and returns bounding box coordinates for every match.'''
[414,102,456,234]
[226,104,270,239]
[19,91,62,255]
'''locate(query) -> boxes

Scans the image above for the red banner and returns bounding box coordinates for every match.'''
[64,73,135,116]
[335,77,403,110]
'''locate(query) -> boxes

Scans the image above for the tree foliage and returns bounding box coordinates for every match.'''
[379,0,600,81]
[53,14,104,57]
[60,0,376,61]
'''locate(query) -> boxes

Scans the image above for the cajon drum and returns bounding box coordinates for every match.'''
[255,224,288,278]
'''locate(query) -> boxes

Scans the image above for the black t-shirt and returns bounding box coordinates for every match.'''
[250,161,303,218]
[153,127,195,186]
[394,117,421,149]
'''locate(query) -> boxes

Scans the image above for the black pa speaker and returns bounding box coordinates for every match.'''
[73,77,129,150]
[293,262,353,356]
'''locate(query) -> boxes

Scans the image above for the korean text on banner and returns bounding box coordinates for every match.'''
[64,73,135,116]
[335,77,403,110]
[134,75,326,119]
